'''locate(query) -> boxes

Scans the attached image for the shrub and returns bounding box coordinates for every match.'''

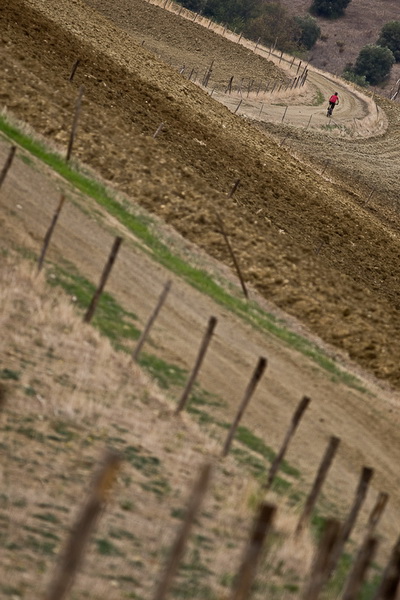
[354,44,395,85]
[295,15,321,49]
[342,66,368,87]
[310,0,352,19]
[377,21,400,62]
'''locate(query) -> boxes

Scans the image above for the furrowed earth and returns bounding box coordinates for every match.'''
[1,0,400,597]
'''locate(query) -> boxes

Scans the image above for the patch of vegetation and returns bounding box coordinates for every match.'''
[172,547,217,600]
[0,368,20,381]
[236,426,301,478]
[47,266,140,347]
[96,537,123,556]
[25,535,56,555]
[141,477,171,497]
[109,527,138,541]
[33,512,60,524]
[120,499,135,511]
[138,354,187,389]
[16,426,45,443]
[125,445,161,476]
[312,89,325,106]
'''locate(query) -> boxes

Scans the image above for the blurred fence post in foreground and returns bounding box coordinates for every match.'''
[45,449,121,600]
[152,463,212,600]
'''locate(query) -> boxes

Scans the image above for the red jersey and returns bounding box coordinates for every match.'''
[329,94,339,104]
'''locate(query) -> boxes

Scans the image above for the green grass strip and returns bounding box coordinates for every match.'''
[0,113,367,394]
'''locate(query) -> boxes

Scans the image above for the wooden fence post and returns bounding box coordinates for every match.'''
[37,194,66,272]
[153,123,164,138]
[175,316,218,414]
[302,519,342,600]
[281,106,288,123]
[132,280,172,362]
[372,534,400,600]
[83,236,123,323]
[215,211,248,299]
[152,463,212,600]
[296,436,340,535]
[0,145,16,191]
[45,449,121,600]
[228,178,240,198]
[69,59,80,82]
[328,467,374,577]
[264,396,310,490]
[234,99,242,114]
[230,502,276,600]
[341,536,378,600]
[66,85,84,162]
[366,491,389,535]
[225,76,234,94]
[222,357,267,457]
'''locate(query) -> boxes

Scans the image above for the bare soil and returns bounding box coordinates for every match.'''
[1,0,400,594]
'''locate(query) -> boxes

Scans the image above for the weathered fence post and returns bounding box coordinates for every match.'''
[264,396,310,490]
[281,106,288,122]
[222,357,267,457]
[45,449,121,600]
[175,316,218,414]
[83,236,123,323]
[366,491,389,535]
[202,60,214,87]
[296,436,340,534]
[66,85,84,162]
[152,463,212,600]
[225,76,234,94]
[0,145,16,191]
[302,519,342,600]
[37,194,66,272]
[230,502,276,600]
[328,466,374,577]
[228,178,240,198]
[69,59,80,82]
[305,113,313,130]
[215,211,248,299]
[341,536,378,600]
[153,123,164,138]
[234,99,242,114]
[372,534,400,600]
[132,280,172,362]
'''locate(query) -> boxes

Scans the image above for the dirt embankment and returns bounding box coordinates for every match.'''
[2,0,400,388]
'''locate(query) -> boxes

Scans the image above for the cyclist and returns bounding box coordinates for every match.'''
[328,92,339,114]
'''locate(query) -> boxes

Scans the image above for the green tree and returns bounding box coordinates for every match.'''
[310,0,352,19]
[294,15,321,49]
[354,44,395,85]
[377,21,400,62]
[244,3,300,53]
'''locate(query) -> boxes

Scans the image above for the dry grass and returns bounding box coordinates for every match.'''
[0,253,322,599]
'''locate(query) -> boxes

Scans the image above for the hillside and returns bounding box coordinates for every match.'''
[1,0,400,597]
[280,0,400,93]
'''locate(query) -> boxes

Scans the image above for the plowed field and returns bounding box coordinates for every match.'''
[2,0,400,592]
[2,0,400,389]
